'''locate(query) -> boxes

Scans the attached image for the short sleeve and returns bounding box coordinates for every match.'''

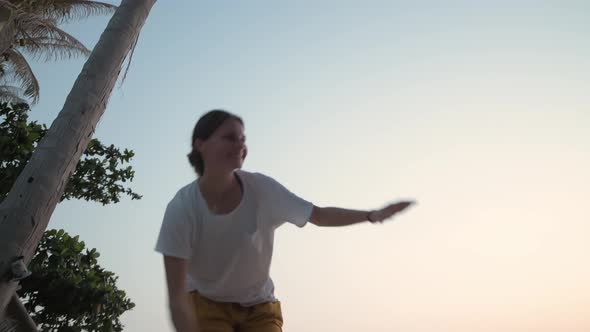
[155,196,193,259]
[255,173,313,227]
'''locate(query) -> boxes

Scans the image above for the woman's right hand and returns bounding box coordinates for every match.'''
[369,200,416,223]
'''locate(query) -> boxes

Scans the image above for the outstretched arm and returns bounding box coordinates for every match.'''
[309,201,415,227]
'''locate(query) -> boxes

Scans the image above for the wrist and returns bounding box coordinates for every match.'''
[367,210,376,223]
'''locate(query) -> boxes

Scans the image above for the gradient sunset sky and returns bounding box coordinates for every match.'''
[26,1,589,331]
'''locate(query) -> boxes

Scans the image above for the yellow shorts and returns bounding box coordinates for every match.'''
[191,292,283,332]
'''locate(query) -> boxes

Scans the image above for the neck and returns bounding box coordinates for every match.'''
[198,169,237,196]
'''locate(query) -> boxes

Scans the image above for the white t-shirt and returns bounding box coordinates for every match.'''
[155,170,313,306]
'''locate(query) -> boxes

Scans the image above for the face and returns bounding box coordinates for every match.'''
[195,118,247,173]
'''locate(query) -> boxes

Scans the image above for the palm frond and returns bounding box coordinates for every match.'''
[2,47,40,102]
[15,16,90,60]
[0,84,28,104]
[23,0,117,23]
[22,35,90,60]
[0,0,17,10]
[0,1,18,39]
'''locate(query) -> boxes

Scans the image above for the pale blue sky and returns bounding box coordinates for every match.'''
[25,1,590,331]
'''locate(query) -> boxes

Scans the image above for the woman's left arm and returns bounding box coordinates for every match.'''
[309,201,415,227]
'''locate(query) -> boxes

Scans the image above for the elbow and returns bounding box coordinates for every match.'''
[309,206,325,226]
[168,296,184,312]
[168,294,192,317]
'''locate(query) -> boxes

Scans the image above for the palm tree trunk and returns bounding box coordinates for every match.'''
[0,318,18,332]
[0,0,156,317]
[4,294,36,331]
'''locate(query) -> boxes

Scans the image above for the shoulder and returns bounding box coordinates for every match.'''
[167,180,197,212]
[236,170,280,189]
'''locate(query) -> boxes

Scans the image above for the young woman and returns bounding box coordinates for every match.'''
[155,110,415,332]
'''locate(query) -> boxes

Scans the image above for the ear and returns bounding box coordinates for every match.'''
[194,138,205,153]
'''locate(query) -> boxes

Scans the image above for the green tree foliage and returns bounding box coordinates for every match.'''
[0,102,142,204]
[17,229,135,332]
[1,101,140,331]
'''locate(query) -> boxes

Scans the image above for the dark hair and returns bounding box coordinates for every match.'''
[187,109,244,176]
